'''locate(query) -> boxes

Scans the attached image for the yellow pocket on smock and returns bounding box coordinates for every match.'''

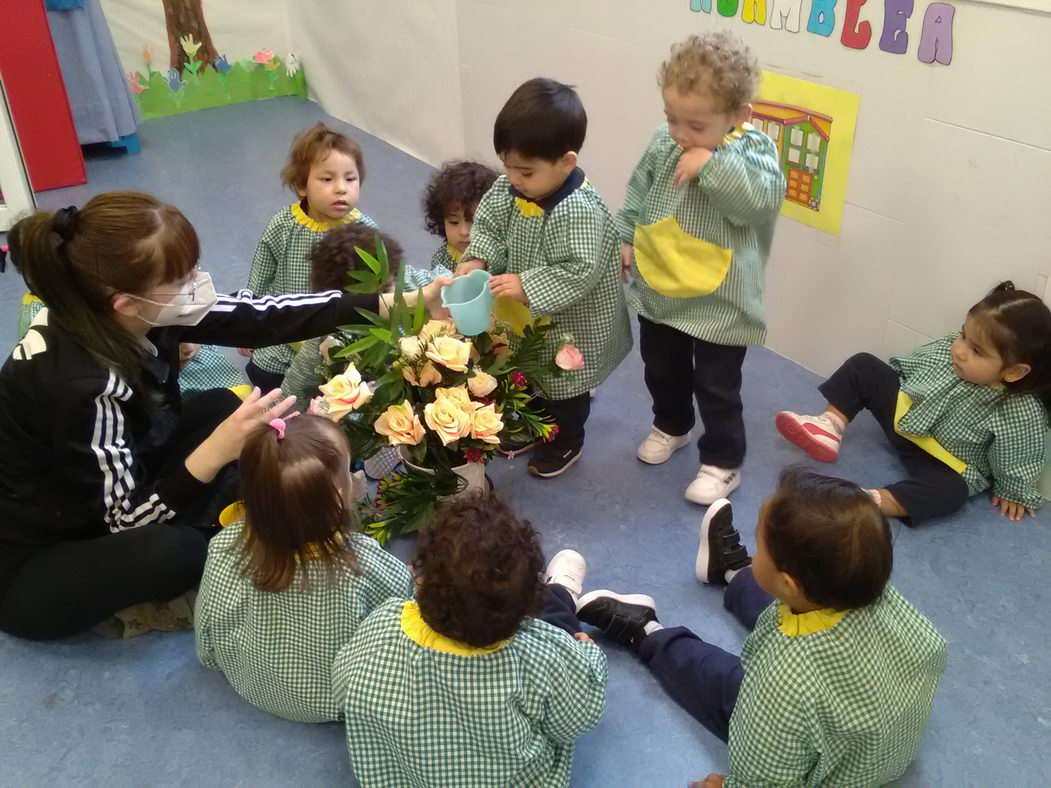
[633,217,732,298]
[491,296,533,336]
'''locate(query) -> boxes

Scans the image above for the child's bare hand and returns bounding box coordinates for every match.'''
[675,147,714,188]
[573,632,593,643]
[455,259,486,277]
[179,343,200,369]
[490,274,528,304]
[992,496,1035,522]
[236,347,252,357]
[423,277,454,319]
[620,242,635,283]
[688,774,725,788]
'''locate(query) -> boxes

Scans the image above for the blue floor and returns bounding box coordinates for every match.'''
[2,97,1049,786]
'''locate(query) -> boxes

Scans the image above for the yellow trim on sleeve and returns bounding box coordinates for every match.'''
[894,391,967,473]
[21,293,43,306]
[400,601,510,656]
[777,604,849,637]
[290,202,363,232]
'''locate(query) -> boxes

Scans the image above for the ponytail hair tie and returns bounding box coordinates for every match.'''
[53,206,80,243]
[268,418,287,440]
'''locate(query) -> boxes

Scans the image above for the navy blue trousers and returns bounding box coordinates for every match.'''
[638,568,773,742]
[539,583,582,636]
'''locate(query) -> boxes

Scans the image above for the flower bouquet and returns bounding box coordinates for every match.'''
[310,239,561,543]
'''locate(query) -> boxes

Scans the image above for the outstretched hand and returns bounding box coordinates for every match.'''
[991,496,1035,522]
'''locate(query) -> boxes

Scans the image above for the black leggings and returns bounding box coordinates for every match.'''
[0,388,240,640]
[820,353,970,524]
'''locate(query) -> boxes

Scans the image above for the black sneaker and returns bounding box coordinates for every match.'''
[576,591,658,652]
[498,436,542,458]
[527,445,581,478]
[695,498,752,585]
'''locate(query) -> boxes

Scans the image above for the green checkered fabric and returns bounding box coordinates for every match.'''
[248,203,376,375]
[17,296,43,339]
[617,124,785,346]
[195,521,413,723]
[428,244,456,278]
[890,334,1048,509]
[179,345,245,395]
[464,175,632,399]
[333,599,607,787]
[726,586,947,787]
[280,266,437,412]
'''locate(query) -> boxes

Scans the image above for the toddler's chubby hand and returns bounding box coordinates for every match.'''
[490,274,528,304]
[455,259,486,277]
[991,495,1035,522]
[179,343,200,369]
[674,147,714,189]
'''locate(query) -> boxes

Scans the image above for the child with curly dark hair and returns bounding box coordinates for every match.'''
[578,468,946,786]
[333,493,607,787]
[422,160,499,277]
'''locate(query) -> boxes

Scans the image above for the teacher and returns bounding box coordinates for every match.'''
[0,191,442,640]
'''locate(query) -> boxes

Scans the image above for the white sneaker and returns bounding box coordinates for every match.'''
[545,549,587,598]
[684,465,742,505]
[775,411,842,462]
[637,427,692,465]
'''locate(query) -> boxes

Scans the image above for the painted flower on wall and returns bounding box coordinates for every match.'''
[212,54,232,73]
[180,35,202,58]
[127,72,147,95]
[286,52,301,78]
[253,49,275,64]
[165,69,186,93]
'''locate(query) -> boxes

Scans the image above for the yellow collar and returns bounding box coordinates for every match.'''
[777,603,850,637]
[291,201,362,232]
[447,243,464,263]
[22,293,43,306]
[400,601,510,657]
[722,124,750,147]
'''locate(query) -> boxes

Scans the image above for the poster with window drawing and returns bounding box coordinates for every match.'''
[750,72,860,237]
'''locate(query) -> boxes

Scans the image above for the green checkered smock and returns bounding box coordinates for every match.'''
[195,521,413,723]
[248,202,376,376]
[428,243,457,278]
[891,333,1048,509]
[726,586,946,786]
[464,170,632,399]
[333,598,607,787]
[617,124,785,347]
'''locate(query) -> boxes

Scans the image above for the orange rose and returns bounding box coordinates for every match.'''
[470,403,504,444]
[424,397,472,446]
[319,366,372,421]
[374,400,426,446]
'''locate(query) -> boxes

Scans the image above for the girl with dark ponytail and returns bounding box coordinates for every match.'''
[776,281,1050,525]
[0,191,447,640]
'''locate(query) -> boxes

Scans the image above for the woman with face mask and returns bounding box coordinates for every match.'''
[0,192,447,640]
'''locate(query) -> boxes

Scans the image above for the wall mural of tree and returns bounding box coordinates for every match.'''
[161,0,219,71]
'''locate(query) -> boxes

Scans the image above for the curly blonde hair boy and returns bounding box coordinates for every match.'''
[659,30,760,113]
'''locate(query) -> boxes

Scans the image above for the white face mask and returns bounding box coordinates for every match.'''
[132,271,218,327]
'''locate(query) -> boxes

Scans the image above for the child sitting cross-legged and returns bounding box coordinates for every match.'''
[578,468,947,786]
[195,414,413,722]
[333,492,607,787]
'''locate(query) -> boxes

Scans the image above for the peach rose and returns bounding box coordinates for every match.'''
[319,335,342,364]
[467,368,498,398]
[418,319,457,343]
[399,336,424,360]
[470,403,504,444]
[435,385,474,409]
[424,397,472,446]
[554,343,585,371]
[319,366,372,421]
[403,360,442,387]
[426,336,472,373]
[374,400,425,446]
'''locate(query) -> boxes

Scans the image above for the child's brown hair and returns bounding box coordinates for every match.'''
[422,161,499,238]
[659,31,760,113]
[764,467,892,610]
[280,122,366,196]
[310,224,404,292]
[238,415,360,593]
[412,493,545,647]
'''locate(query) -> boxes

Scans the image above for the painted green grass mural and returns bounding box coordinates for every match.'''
[128,43,307,121]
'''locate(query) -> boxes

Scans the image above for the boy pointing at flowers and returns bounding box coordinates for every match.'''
[456,78,631,478]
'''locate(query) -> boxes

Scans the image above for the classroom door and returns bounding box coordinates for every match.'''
[0,75,35,232]
[785,167,813,207]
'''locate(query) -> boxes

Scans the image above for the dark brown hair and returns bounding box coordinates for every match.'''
[8,191,199,391]
[422,161,499,238]
[238,415,360,593]
[493,78,587,161]
[280,122,366,195]
[413,493,545,647]
[763,467,892,610]
[967,281,1051,406]
[310,224,404,292]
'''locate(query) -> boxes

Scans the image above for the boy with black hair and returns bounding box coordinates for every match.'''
[456,77,631,478]
[578,468,946,786]
[333,493,606,787]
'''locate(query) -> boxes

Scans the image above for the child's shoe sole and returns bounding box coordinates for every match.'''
[775,412,839,463]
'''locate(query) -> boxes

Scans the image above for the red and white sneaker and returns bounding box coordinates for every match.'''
[775,411,842,462]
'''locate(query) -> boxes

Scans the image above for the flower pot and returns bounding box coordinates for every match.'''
[398,446,489,500]
[441,269,492,336]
